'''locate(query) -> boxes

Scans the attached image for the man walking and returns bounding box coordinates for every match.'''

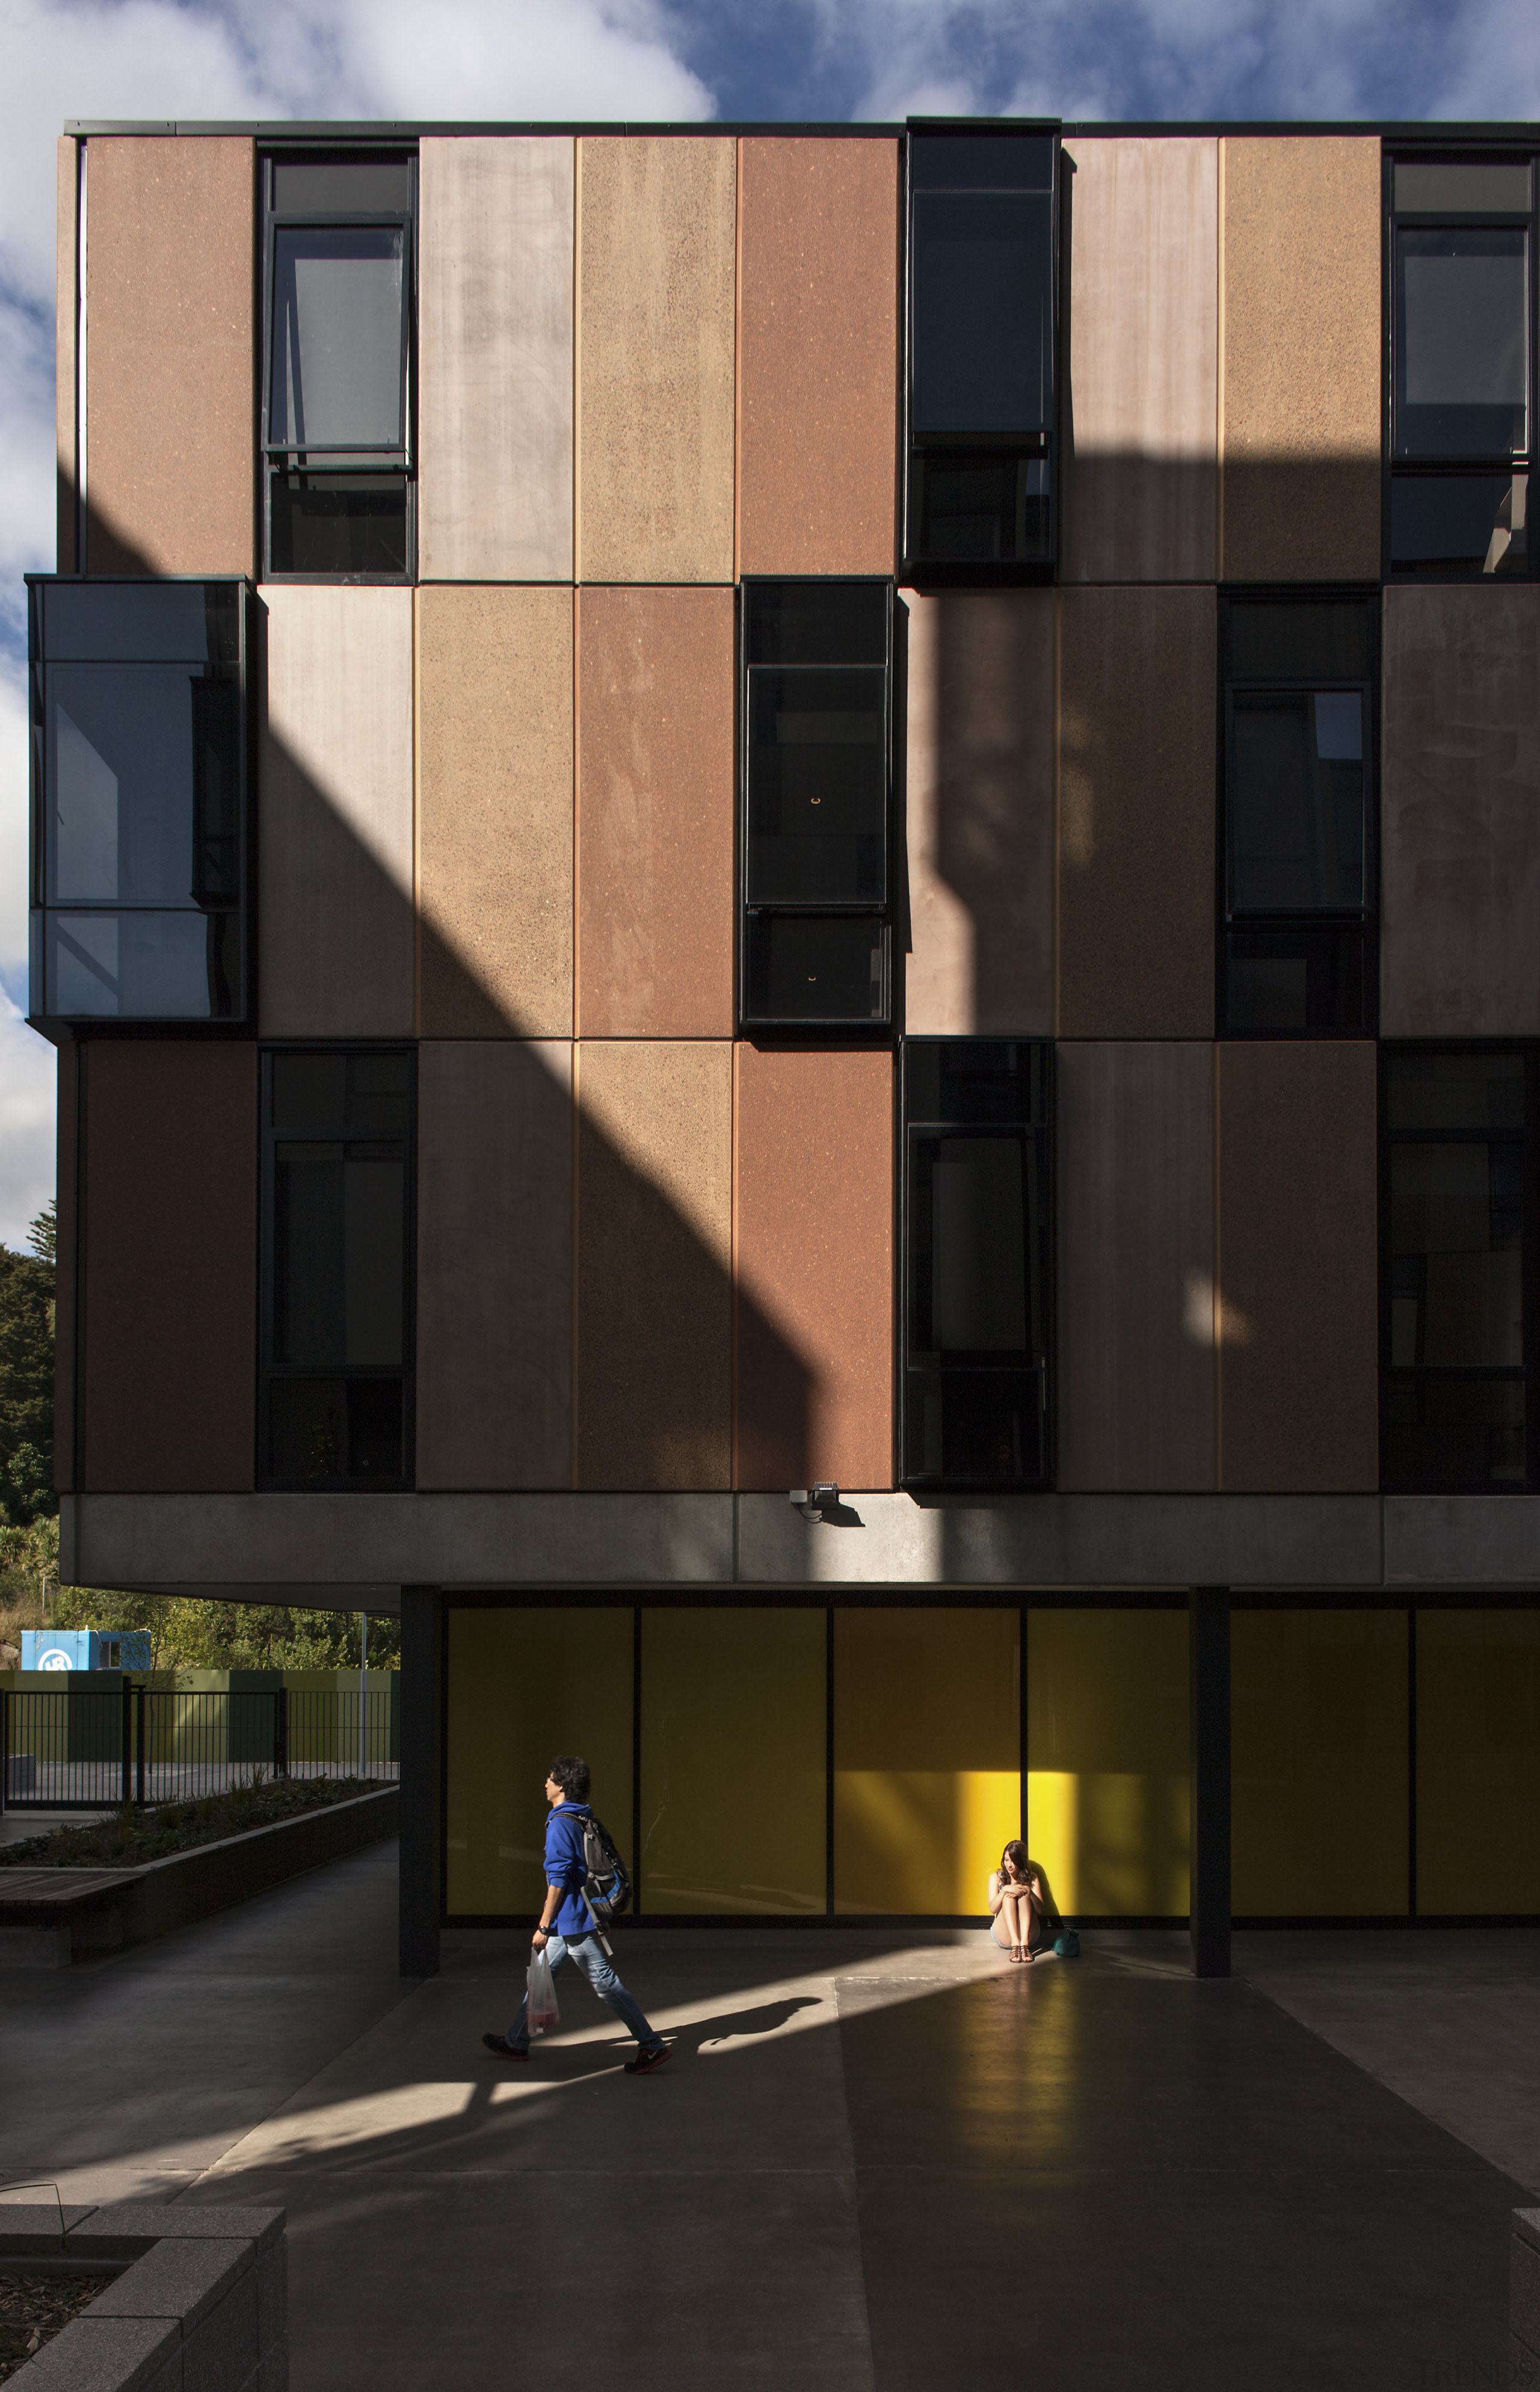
[483,1755,669,2075]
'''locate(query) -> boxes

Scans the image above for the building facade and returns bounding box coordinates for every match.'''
[33,117,1540,1971]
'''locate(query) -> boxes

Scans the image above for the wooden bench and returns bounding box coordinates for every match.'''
[0,1869,146,1968]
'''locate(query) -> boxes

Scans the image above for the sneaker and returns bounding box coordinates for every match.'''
[483,2033,530,2060]
[624,2044,670,2076]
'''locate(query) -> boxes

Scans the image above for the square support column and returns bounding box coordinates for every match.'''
[1189,1585,1231,1977]
[399,1584,443,1978]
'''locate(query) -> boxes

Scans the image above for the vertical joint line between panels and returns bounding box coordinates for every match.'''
[76,139,88,572]
[1407,1604,1417,1921]
[1212,1042,1223,1491]
[825,1605,835,1918]
[1215,135,1225,582]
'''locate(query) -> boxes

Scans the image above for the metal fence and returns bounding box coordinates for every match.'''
[1,1686,399,1810]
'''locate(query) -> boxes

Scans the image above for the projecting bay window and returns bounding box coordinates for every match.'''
[1388,155,1535,579]
[904,122,1060,578]
[740,579,892,1030]
[260,1050,414,1490]
[902,1040,1053,1488]
[26,577,250,1033]
[262,151,416,580]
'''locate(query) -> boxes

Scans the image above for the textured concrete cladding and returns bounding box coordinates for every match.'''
[259,586,414,1037]
[416,1041,572,1491]
[1057,585,1215,1037]
[735,1045,894,1491]
[577,137,736,582]
[1056,1041,1215,1493]
[1062,137,1218,584]
[419,137,574,582]
[81,1043,256,1493]
[1221,136,1381,581]
[577,586,735,1037]
[84,137,254,576]
[56,138,78,572]
[1217,1041,1379,1493]
[574,1041,733,1490]
[416,584,573,1037]
[904,588,1054,1035]
[1381,584,1540,1037]
[737,137,898,575]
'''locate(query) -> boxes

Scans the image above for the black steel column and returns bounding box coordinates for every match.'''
[1189,1586,1231,1979]
[398,1584,443,1979]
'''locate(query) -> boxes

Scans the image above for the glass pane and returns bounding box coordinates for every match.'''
[268,473,408,575]
[909,448,1050,563]
[1222,926,1369,1034]
[905,1367,1044,1484]
[1226,600,1371,682]
[912,192,1053,433]
[267,1376,404,1484]
[906,1038,1043,1127]
[1395,161,1532,214]
[1417,1610,1540,1914]
[1228,691,1366,912]
[639,1609,825,1914]
[1390,472,1527,574]
[48,666,238,905]
[1396,229,1528,457]
[912,1134,1031,1354]
[1026,1609,1189,1917]
[271,1051,411,1135]
[747,667,886,904]
[47,910,238,1020]
[272,157,413,213]
[270,228,405,449]
[745,915,888,1023]
[1390,1141,1523,1366]
[1383,1375,1526,1487]
[744,581,887,666]
[273,1148,405,1366]
[1386,1050,1524,1131]
[42,582,238,664]
[911,134,1053,193]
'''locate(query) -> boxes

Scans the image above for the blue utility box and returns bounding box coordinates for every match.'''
[19,1629,152,1672]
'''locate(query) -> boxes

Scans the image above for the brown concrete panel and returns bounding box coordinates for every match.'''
[577,586,735,1037]
[419,137,574,582]
[417,1041,572,1490]
[1062,137,1218,584]
[577,138,736,584]
[738,137,898,575]
[1382,584,1540,1037]
[259,586,415,1037]
[85,137,254,576]
[575,1041,732,1489]
[735,1045,893,1490]
[1058,585,1215,1037]
[1217,1042,1378,1493]
[57,137,78,573]
[904,588,1054,1034]
[417,584,573,1038]
[1057,1041,1215,1491]
[81,1042,256,1491]
[1221,137,1381,582]
[54,1043,77,1493]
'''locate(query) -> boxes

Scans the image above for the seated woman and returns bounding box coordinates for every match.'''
[988,1842,1056,1963]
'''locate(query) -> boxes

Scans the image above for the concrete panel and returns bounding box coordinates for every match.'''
[1221,137,1381,582]
[81,1043,256,1492]
[416,1041,572,1491]
[1217,1042,1379,1492]
[735,1045,894,1491]
[1381,584,1540,1037]
[1063,137,1218,584]
[54,1043,77,1493]
[419,137,574,582]
[417,584,573,1037]
[57,137,78,572]
[259,587,414,1037]
[577,586,735,1037]
[574,1041,733,1490]
[577,137,736,584]
[1058,586,1215,1037]
[738,137,898,575]
[85,137,254,576]
[1057,1041,1216,1492]
[904,589,1054,1034]
[1385,1498,1540,1589]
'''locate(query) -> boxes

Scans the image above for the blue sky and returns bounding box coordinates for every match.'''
[0,0,1536,1245]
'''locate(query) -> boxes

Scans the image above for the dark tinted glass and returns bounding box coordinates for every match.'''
[273,1145,406,1366]
[46,910,239,1020]
[744,581,887,665]
[1228,690,1366,911]
[745,916,888,1023]
[270,1050,411,1135]
[1227,602,1371,681]
[1390,1140,1523,1370]
[42,582,238,663]
[912,192,1053,433]
[746,666,886,904]
[271,157,413,213]
[270,228,405,449]
[269,475,408,575]
[905,1367,1044,1482]
[911,1133,1035,1355]
[1386,1051,1524,1132]
[911,135,1053,192]
[46,664,240,907]
[1383,1376,1525,1487]
[1394,161,1532,214]
[268,1377,405,1484]
[1390,472,1527,573]
[1395,228,1528,457]
[1222,926,1370,1034]
[907,1040,1043,1126]
[910,448,1050,563]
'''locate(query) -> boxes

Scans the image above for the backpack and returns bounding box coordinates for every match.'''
[576,1808,632,1925]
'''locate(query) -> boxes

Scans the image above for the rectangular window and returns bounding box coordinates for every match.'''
[1383,1048,1534,1491]
[905,124,1059,578]
[1388,153,1535,579]
[740,579,892,1029]
[1219,596,1378,1036]
[902,1038,1053,1487]
[260,1049,414,1490]
[26,578,250,1031]
[262,152,416,581]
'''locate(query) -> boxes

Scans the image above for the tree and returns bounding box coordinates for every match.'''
[0,1204,56,1527]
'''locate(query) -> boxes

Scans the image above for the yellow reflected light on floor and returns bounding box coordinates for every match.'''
[1026,1609,1189,1916]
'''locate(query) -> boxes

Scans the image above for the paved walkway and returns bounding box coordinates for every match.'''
[1,1846,1532,2388]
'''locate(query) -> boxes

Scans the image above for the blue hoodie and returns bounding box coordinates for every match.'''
[543,1802,594,1937]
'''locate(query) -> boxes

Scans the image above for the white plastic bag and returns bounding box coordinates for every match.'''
[526,1946,561,2038]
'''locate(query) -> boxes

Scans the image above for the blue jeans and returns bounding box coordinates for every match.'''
[507,1932,662,2056]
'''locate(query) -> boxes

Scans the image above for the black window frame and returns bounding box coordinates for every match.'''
[260,147,419,586]
[258,1044,417,1493]
[901,1037,1055,1491]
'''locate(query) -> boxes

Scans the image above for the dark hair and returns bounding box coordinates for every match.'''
[549,1755,591,1801]
[999,1840,1032,1881]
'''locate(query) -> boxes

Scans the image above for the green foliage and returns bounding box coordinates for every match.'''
[0,1774,383,1869]
[0,1206,57,1527]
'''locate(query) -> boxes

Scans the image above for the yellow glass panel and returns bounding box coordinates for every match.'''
[1232,1609,1408,1916]
[1418,1608,1540,1914]
[1026,1609,1189,1916]
[834,1608,1019,1915]
[445,1608,632,1917]
[639,1608,825,1914]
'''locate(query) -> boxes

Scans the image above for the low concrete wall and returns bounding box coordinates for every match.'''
[1514,2207,1540,2379]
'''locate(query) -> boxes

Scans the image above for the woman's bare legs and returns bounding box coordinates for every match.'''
[999,1890,1027,1956]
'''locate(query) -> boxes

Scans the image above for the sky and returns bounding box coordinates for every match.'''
[1,0,1539,1250]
